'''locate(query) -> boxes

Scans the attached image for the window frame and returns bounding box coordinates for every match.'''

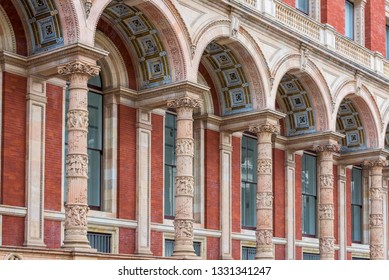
[345,0,355,40]
[296,0,309,15]
[351,166,363,244]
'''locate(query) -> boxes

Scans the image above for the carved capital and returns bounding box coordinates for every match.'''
[249,122,279,135]
[256,192,273,209]
[319,174,334,188]
[66,154,88,177]
[65,205,88,228]
[256,229,273,246]
[176,139,194,157]
[174,219,193,239]
[370,244,384,259]
[167,97,201,109]
[67,110,88,130]
[58,60,100,77]
[319,204,334,219]
[363,159,389,168]
[370,214,384,227]
[175,176,194,196]
[319,237,334,254]
[257,158,272,174]
[314,144,340,155]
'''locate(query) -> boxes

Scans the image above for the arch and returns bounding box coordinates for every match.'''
[91,0,189,84]
[54,0,79,44]
[271,55,332,132]
[192,21,270,110]
[333,82,381,149]
[0,5,16,53]
[95,31,129,89]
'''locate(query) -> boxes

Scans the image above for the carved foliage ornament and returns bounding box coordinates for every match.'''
[67,110,88,130]
[256,229,273,246]
[319,204,334,219]
[66,154,88,177]
[176,139,194,157]
[370,214,384,227]
[249,123,279,135]
[319,237,334,254]
[314,144,340,154]
[174,219,193,238]
[175,176,194,196]
[256,192,273,209]
[167,97,201,109]
[65,205,88,228]
[257,158,272,174]
[370,188,382,200]
[370,244,384,259]
[363,159,389,168]
[58,61,100,77]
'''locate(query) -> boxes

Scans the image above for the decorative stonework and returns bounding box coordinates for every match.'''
[67,110,88,130]
[319,174,334,188]
[370,214,383,227]
[167,97,202,109]
[65,205,88,227]
[319,238,335,254]
[176,139,194,157]
[370,188,382,200]
[175,176,194,196]
[257,159,272,174]
[256,192,273,208]
[314,143,341,154]
[249,123,279,135]
[58,61,100,77]
[370,244,384,259]
[174,219,194,238]
[363,159,389,168]
[4,253,22,260]
[319,204,334,219]
[256,229,273,245]
[65,155,88,177]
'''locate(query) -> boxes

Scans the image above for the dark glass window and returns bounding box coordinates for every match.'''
[302,153,317,236]
[351,167,363,243]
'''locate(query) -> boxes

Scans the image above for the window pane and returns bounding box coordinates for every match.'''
[88,149,101,207]
[88,92,103,150]
[164,113,177,217]
[302,154,316,195]
[242,247,256,260]
[303,253,320,260]
[241,182,256,227]
[297,0,309,14]
[345,1,354,39]
[241,136,257,183]
[302,194,316,235]
[164,165,176,217]
[352,205,362,242]
[165,239,174,257]
[352,168,362,205]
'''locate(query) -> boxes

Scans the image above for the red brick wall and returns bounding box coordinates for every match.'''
[232,240,240,260]
[275,245,286,260]
[295,154,302,260]
[321,0,345,35]
[273,148,285,238]
[199,63,220,116]
[365,0,386,55]
[97,19,137,90]
[1,72,26,207]
[232,136,241,232]
[282,0,295,7]
[151,114,163,223]
[0,0,27,56]
[2,216,24,246]
[117,105,136,220]
[151,231,162,256]
[119,228,135,255]
[45,83,63,211]
[207,237,220,259]
[44,220,61,248]
[204,129,220,230]
[346,168,352,259]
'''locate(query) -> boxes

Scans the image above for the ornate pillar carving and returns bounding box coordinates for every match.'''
[315,144,340,260]
[363,159,388,260]
[58,60,100,249]
[167,96,201,258]
[249,122,279,260]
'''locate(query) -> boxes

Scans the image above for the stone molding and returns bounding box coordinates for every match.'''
[58,60,100,77]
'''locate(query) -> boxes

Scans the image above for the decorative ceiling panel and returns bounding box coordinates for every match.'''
[104,2,171,89]
[277,73,316,136]
[202,42,252,116]
[336,98,365,152]
[18,0,64,54]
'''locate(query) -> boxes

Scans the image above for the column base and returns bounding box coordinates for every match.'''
[172,244,196,259]
[255,245,274,260]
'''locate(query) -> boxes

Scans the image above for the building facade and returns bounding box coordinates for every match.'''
[0,0,389,260]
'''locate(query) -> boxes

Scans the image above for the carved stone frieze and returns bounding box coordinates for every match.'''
[176,139,194,157]
[256,229,273,245]
[256,192,273,209]
[167,97,201,109]
[319,204,334,219]
[67,110,88,130]
[370,214,384,227]
[319,237,334,254]
[58,61,100,77]
[249,123,279,135]
[175,176,194,196]
[66,154,88,177]
[174,219,194,238]
[314,143,340,154]
[257,158,272,174]
[363,159,389,168]
[319,174,334,188]
[370,187,382,200]
[370,244,384,259]
[65,205,88,228]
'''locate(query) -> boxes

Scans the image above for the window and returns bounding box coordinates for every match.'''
[242,246,256,260]
[345,0,354,39]
[302,153,317,236]
[64,75,103,209]
[164,239,201,257]
[241,135,257,228]
[303,253,320,260]
[296,0,309,14]
[386,25,389,59]
[351,167,362,243]
[87,232,111,253]
[164,113,177,218]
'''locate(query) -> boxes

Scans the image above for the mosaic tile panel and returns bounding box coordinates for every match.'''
[202,42,252,116]
[18,0,64,53]
[276,73,316,136]
[336,98,365,152]
[104,1,171,89]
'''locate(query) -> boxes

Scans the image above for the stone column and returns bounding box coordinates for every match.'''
[315,144,340,260]
[363,159,388,260]
[167,96,201,258]
[58,61,100,249]
[249,122,279,260]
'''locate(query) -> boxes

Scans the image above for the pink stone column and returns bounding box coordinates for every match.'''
[58,61,100,249]
[167,96,201,258]
[363,159,388,260]
[315,144,340,260]
[249,122,279,260]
